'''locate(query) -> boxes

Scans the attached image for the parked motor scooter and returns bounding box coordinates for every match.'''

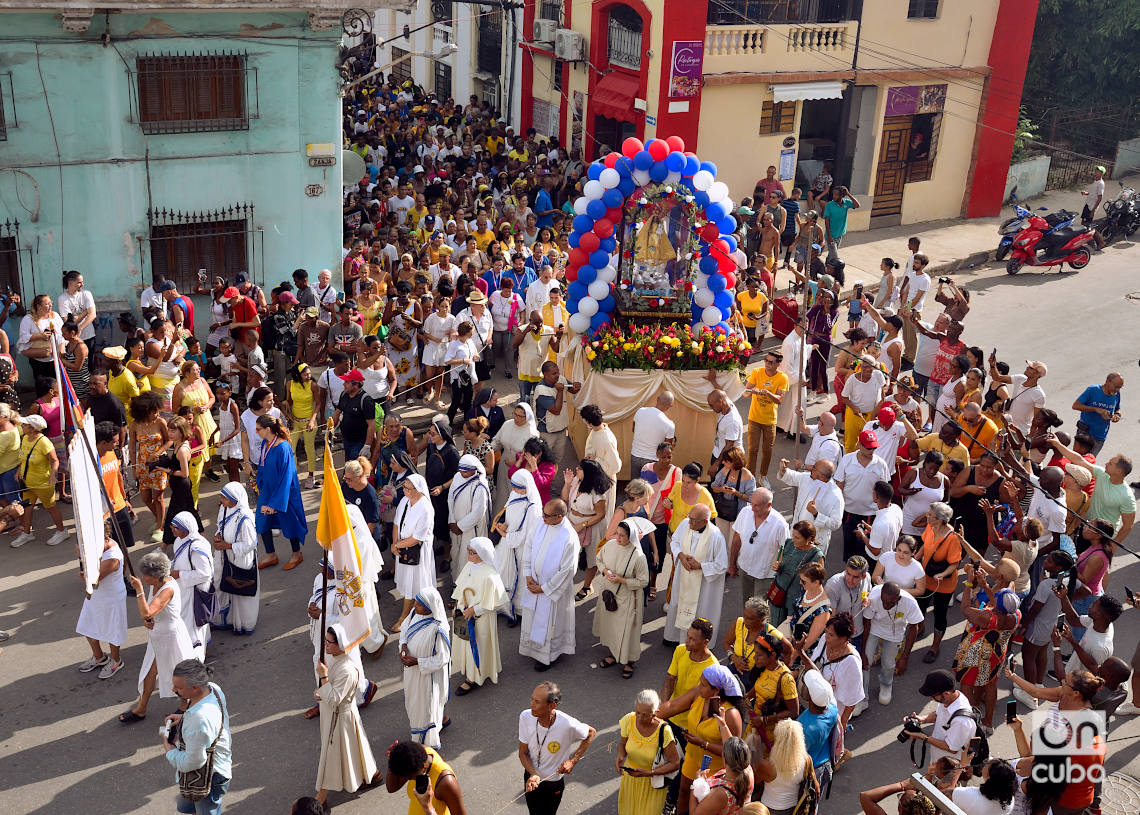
[1006,211,1096,274]
[996,192,1075,261]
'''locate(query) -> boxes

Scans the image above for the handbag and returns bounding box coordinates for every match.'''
[791,757,820,815]
[712,468,744,522]
[766,539,793,607]
[396,503,422,566]
[922,530,954,579]
[177,543,220,627]
[219,549,258,597]
[178,687,226,802]
[389,328,411,351]
[650,721,679,789]
[600,547,638,613]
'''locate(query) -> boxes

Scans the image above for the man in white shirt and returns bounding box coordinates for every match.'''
[898,253,931,363]
[835,430,892,562]
[1081,165,1106,224]
[140,273,167,317]
[314,269,339,324]
[862,405,918,477]
[386,183,415,226]
[777,457,844,555]
[728,487,788,603]
[855,481,903,562]
[630,392,676,476]
[518,682,596,814]
[707,388,743,467]
[841,356,888,453]
[999,360,1048,434]
[906,669,977,780]
[1060,592,1119,675]
[796,408,843,471]
[525,265,561,314]
[1025,466,1067,554]
[861,582,922,705]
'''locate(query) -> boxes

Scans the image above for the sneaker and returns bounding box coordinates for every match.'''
[1115,703,1140,716]
[78,655,109,673]
[878,685,893,705]
[9,532,32,548]
[47,530,69,546]
[851,699,869,718]
[1012,687,1038,708]
[760,476,772,489]
[150,529,163,543]
[99,659,124,680]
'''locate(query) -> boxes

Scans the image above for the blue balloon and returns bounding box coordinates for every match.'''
[618,178,637,196]
[572,214,594,233]
[705,202,727,223]
[568,281,588,302]
[589,312,612,332]
[615,158,633,177]
[589,250,610,269]
[599,237,617,253]
[713,290,733,311]
[700,161,718,176]
[648,162,669,183]
[568,231,581,249]
[719,217,739,236]
[587,163,603,181]
[694,191,710,208]
[633,150,654,171]
[699,255,719,274]
[665,152,686,173]
[602,188,624,209]
[707,273,727,293]
[577,265,597,285]
[718,305,731,320]
[722,235,738,253]
[683,156,701,177]
[598,294,616,314]
[586,199,607,220]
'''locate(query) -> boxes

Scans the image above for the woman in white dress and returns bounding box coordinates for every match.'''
[871,535,927,597]
[900,450,948,535]
[592,519,651,678]
[168,511,214,660]
[75,530,128,679]
[490,402,538,510]
[391,474,437,632]
[446,454,492,569]
[212,483,260,635]
[452,537,507,694]
[121,551,194,723]
[421,295,456,409]
[494,468,542,623]
[347,503,390,658]
[398,587,452,748]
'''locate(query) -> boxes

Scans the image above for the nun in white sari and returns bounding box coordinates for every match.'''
[446,454,492,568]
[495,468,542,622]
[491,402,539,509]
[314,622,379,806]
[212,482,260,635]
[452,537,507,693]
[518,501,578,668]
[398,587,451,748]
[592,518,652,672]
[392,473,437,632]
[347,503,390,657]
[169,512,214,659]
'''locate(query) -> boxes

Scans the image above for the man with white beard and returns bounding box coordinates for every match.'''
[519,500,579,671]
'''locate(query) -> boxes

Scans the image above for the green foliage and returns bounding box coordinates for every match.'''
[1011,107,1038,164]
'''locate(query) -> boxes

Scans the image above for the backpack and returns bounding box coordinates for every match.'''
[948,706,989,772]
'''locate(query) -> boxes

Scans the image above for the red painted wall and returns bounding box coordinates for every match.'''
[520,0,535,134]
[966,0,1039,218]
[586,0,652,159]
[654,0,709,152]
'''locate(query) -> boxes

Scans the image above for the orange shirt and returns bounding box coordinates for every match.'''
[920,526,962,594]
[100,451,128,514]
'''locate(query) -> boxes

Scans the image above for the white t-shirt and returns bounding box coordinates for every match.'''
[518,709,591,782]
[868,504,904,558]
[1008,374,1046,434]
[731,508,788,579]
[317,368,345,411]
[1066,616,1114,674]
[863,420,908,475]
[631,406,676,460]
[445,338,478,383]
[241,406,283,456]
[842,370,887,414]
[952,785,1014,815]
[912,320,939,377]
[525,277,561,314]
[1026,479,1066,548]
[57,289,97,340]
[903,269,930,312]
[930,692,976,765]
[865,584,923,642]
[387,195,415,225]
[810,639,865,710]
[879,550,925,590]
[1086,177,1105,208]
[804,425,843,469]
[488,290,523,332]
[834,451,891,515]
[714,405,744,458]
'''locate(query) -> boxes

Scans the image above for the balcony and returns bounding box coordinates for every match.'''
[703,22,856,78]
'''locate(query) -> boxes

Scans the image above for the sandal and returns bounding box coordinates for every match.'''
[118,710,146,724]
[922,649,939,664]
[621,664,636,679]
[598,656,618,669]
[304,705,320,719]
[648,586,658,602]
[455,682,477,696]
[575,587,592,601]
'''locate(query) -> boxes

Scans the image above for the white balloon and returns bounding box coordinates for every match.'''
[701,305,721,326]
[696,272,711,290]
[573,196,589,216]
[632,169,651,187]
[583,180,605,200]
[723,198,735,214]
[587,280,610,299]
[692,170,714,192]
[599,167,621,189]
[578,296,600,317]
[693,288,715,308]
[665,170,682,185]
[708,181,729,203]
[596,265,617,283]
[568,312,590,335]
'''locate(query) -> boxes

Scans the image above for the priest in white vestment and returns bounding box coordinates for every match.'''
[662,504,728,644]
[518,499,578,669]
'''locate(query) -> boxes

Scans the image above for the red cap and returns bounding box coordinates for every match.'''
[222,286,240,299]
[858,429,880,449]
[339,369,364,383]
[877,405,896,424]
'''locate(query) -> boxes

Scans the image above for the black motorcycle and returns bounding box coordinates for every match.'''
[1093,184,1139,244]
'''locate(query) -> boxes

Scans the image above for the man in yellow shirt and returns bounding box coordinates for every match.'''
[660,618,717,728]
[914,421,971,474]
[957,402,998,462]
[744,352,789,487]
[406,194,429,232]
[471,215,496,252]
[735,276,769,349]
[12,414,68,546]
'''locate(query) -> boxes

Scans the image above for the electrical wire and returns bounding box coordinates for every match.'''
[33,44,64,267]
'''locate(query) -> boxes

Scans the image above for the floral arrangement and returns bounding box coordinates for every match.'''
[583,322,751,372]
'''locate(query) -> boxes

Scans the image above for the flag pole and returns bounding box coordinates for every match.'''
[318,421,334,666]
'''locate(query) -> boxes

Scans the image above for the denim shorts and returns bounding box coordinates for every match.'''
[0,467,18,503]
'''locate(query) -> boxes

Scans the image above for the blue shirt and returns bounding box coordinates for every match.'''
[534,189,555,229]
[798,702,838,769]
[1076,384,1120,441]
[166,683,232,780]
[780,199,800,236]
[824,198,855,239]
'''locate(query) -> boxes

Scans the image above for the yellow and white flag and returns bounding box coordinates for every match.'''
[316,433,370,643]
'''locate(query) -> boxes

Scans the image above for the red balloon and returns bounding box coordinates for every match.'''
[569,248,589,268]
[566,266,579,282]
[647,139,669,162]
[717,254,736,273]
[579,232,601,253]
[665,136,686,153]
[712,239,730,258]
[594,219,614,239]
[723,271,736,289]
[700,223,720,242]
[622,137,644,158]
[604,152,619,169]
[605,206,623,223]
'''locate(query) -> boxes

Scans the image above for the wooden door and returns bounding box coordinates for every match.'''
[872,116,912,217]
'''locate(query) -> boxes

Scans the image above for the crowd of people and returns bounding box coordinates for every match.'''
[3,70,1138,815]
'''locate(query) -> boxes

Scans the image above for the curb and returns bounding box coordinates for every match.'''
[930,248,996,275]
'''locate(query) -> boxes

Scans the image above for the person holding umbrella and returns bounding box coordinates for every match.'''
[452,537,506,695]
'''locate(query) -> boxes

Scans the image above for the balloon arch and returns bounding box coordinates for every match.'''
[564,135,739,337]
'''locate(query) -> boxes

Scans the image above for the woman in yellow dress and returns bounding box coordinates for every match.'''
[356,278,383,336]
[616,689,682,815]
[124,335,160,394]
[663,462,718,534]
[172,360,217,502]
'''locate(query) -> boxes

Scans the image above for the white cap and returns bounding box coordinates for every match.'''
[413,165,425,174]
[802,669,835,708]
[18,414,47,431]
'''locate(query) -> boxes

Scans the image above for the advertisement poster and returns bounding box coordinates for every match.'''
[885,84,947,117]
[779,148,796,181]
[668,40,703,98]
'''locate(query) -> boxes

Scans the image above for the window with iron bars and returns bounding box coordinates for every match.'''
[389,47,413,84]
[707,0,855,25]
[607,6,643,71]
[539,0,561,21]
[135,53,249,135]
[553,59,565,93]
[435,60,453,102]
[478,10,503,75]
[907,0,939,18]
[0,221,20,297]
[148,204,253,292]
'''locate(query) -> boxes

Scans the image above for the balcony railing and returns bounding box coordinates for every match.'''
[702,21,855,75]
[786,24,848,52]
[705,26,765,57]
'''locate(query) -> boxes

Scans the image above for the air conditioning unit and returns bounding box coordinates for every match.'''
[554,28,584,61]
[533,19,557,44]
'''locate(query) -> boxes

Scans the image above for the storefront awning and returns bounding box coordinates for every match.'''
[771,80,845,103]
[591,71,640,121]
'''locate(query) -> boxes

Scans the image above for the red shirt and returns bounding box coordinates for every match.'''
[1047,452,1097,496]
[230,296,260,345]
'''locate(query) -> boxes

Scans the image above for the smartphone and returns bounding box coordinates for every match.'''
[1056,614,1067,632]
[621,765,637,774]
[1126,586,1135,604]
[1005,700,1018,724]
[414,773,430,795]
[853,282,863,299]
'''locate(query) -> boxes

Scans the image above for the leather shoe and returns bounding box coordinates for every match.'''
[282,552,304,570]
[258,555,279,569]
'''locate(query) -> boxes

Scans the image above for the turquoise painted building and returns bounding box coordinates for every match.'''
[0,1,405,343]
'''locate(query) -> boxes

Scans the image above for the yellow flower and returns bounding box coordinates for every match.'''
[691,342,700,351]
[586,350,597,361]
[676,351,683,357]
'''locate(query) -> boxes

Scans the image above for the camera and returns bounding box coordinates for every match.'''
[897,715,924,743]
[938,276,952,284]
[160,720,181,744]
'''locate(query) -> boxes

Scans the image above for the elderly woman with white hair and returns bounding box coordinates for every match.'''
[446,454,492,570]
[495,468,543,624]
[916,500,963,664]
[168,511,215,660]
[212,483,260,635]
[617,688,682,815]
[120,550,195,723]
[452,537,507,694]
[399,587,452,748]
[391,473,437,632]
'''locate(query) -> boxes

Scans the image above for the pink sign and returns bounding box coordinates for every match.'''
[669,41,703,99]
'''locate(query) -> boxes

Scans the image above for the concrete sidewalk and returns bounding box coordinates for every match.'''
[835,171,1140,281]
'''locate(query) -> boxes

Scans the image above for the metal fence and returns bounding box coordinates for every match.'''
[1024,102,1138,189]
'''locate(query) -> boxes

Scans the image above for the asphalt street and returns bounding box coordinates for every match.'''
[4,236,1140,814]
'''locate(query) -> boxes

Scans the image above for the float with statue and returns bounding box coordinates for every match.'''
[561,135,751,477]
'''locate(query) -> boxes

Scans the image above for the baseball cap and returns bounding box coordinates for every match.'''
[250,364,268,379]
[413,165,425,174]
[340,369,365,383]
[222,286,240,299]
[1095,165,1107,174]
[235,272,250,285]
[277,291,298,305]
[877,405,896,425]
[18,414,48,430]
[304,306,320,318]
[802,669,835,708]
[918,669,956,696]
[858,429,879,449]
